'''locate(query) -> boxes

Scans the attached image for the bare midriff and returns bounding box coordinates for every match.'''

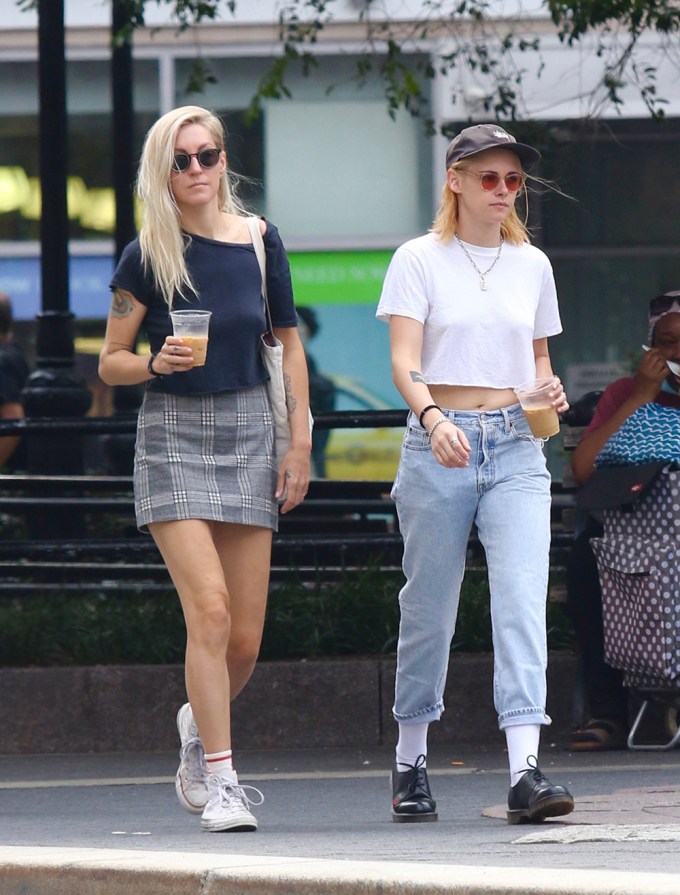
[429,384,518,412]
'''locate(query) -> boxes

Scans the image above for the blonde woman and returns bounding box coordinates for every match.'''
[376,124,573,824]
[99,106,311,832]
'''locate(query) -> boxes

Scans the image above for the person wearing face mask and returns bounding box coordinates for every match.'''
[567,290,680,751]
[376,123,573,825]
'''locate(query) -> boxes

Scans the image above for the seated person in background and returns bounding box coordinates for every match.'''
[296,306,336,478]
[567,290,680,750]
[0,292,30,471]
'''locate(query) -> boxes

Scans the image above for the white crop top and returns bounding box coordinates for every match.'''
[376,233,563,389]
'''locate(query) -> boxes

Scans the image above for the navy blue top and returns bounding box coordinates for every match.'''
[110,219,298,394]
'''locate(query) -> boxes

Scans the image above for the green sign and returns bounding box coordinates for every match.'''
[288,250,393,306]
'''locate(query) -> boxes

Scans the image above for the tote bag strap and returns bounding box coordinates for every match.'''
[245,216,274,335]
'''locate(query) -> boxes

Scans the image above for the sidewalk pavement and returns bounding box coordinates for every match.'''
[2,743,680,894]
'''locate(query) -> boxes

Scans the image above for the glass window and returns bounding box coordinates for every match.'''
[0,58,159,241]
[506,119,680,382]
[537,119,680,248]
[175,53,432,243]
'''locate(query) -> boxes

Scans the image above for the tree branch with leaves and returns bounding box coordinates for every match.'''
[20,0,679,124]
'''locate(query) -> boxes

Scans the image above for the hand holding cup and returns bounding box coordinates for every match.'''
[169,310,212,367]
[513,377,565,439]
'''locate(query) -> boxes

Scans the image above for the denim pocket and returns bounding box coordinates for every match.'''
[509,418,546,446]
[402,423,431,452]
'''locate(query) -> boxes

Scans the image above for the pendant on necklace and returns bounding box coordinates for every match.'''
[454,233,503,293]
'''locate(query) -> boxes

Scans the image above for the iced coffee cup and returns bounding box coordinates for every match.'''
[513,377,561,439]
[169,310,212,367]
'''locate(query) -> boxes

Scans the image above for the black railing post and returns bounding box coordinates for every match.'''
[22,0,92,535]
[112,0,137,261]
[109,0,143,462]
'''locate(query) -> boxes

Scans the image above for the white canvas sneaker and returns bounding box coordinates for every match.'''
[200,769,264,832]
[174,703,208,814]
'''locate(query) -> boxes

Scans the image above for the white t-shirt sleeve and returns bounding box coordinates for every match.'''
[376,242,429,324]
[533,257,562,339]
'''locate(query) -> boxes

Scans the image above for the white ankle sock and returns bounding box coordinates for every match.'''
[396,722,429,771]
[205,749,233,775]
[505,724,540,786]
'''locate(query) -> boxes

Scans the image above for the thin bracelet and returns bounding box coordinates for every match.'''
[148,353,163,379]
[419,403,442,428]
[426,417,448,440]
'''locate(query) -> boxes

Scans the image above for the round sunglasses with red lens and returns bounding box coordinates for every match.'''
[172,148,221,173]
[459,169,525,192]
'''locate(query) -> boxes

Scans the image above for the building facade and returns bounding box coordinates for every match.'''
[1,0,679,476]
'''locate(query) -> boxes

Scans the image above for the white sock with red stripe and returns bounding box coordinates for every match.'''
[205,750,233,775]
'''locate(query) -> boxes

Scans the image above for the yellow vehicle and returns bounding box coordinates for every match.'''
[322,376,403,481]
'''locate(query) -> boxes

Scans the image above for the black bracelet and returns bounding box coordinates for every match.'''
[419,404,442,428]
[148,353,163,379]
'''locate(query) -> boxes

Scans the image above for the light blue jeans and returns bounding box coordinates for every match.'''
[391,404,552,730]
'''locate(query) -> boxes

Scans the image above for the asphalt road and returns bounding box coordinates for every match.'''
[2,742,680,878]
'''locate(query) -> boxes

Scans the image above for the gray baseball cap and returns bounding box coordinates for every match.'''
[445,124,541,169]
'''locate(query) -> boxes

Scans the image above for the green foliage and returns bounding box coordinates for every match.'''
[0,589,187,667]
[135,0,677,124]
[0,563,573,666]
[19,0,677,124]
[546,0,680,41]
[112,0,234,42]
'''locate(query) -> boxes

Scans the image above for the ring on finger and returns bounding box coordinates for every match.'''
[449,436,459,445]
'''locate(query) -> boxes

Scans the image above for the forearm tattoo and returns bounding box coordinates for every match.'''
[284,372,297,415]
[111,288,135,318]
[410,371,426,384]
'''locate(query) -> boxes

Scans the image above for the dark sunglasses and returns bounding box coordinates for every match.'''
[172,148,221,173]
[650,291,680,315]
[459,169,525,192]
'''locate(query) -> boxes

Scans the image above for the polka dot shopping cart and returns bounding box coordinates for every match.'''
[591,465,680,751]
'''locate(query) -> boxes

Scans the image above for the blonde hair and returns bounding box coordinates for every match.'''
[136,105,249,308]
[431,161,531,246]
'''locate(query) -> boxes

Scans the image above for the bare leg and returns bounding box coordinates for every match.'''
[149,519,272,754]
[213,523,273,700]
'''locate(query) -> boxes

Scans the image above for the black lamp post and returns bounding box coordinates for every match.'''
[22,0,92,534]
[112,0,137,260]
[103,0,142,476]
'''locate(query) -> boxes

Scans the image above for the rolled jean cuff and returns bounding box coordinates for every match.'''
[499,709,552,730]
[393,702,444,724]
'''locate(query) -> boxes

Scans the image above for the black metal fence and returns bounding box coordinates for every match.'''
[0,409,576,594]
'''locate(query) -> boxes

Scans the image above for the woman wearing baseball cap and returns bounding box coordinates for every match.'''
[377,123,573,824]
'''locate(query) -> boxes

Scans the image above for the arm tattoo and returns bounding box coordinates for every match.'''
[284,372,298,415]
[410,371,426,384]
[111,288,135,318]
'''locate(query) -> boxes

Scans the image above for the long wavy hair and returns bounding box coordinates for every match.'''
[431,160,532,246]
[136,105,249,308]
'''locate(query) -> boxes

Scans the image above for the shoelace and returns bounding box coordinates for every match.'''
[179,736,207,784]
[401,754,428,792]
[212,777,265,810]
[518,754,546,784]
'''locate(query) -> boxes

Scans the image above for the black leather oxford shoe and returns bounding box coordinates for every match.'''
[507,757,574,824]
[391,755,438,823]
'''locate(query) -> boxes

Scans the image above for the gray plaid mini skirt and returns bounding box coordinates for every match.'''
[134,383,278,532]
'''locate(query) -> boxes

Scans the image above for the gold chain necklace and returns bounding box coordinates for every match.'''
[455,234,504,291]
